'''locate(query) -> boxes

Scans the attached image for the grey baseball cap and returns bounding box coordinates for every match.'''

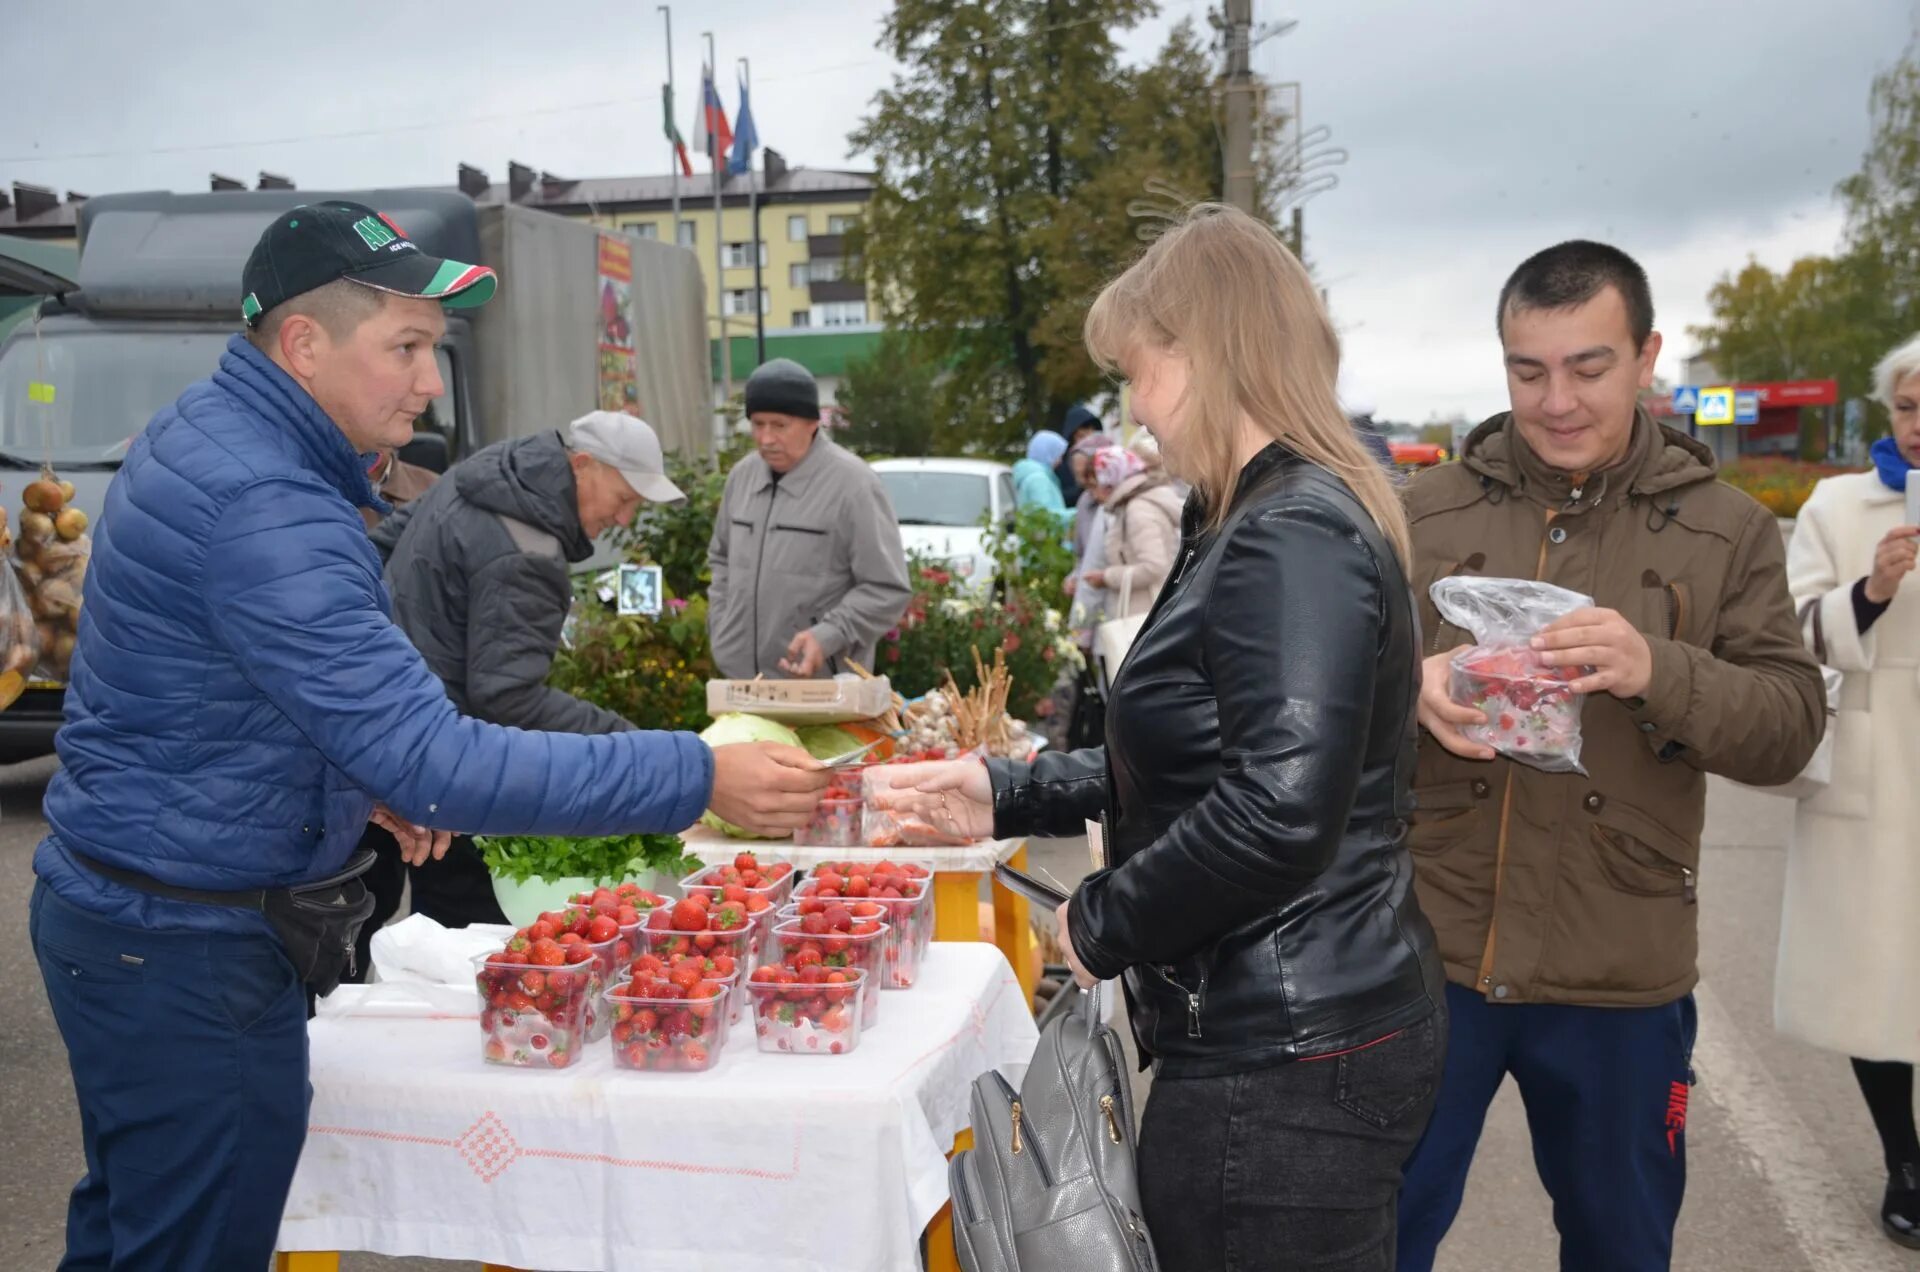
[566,411,686,504]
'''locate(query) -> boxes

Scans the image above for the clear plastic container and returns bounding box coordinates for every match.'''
[627,951,747,1024]
[771,918,890,1026]
[605,977,734,1072]
[796,864,936,988]
[639,923,755,968]
[678,858,797,908]
[474,953,597,1069]
[800,797,865,847]
[790,888,933,990]
[746,968,868,1055]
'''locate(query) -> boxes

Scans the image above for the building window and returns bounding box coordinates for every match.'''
[827,213,860,234]
[811,300,868,327]
[787,214,808,242]
[791,311,811,328]
[808,257,847,283]
[630,222,659,241]
[677,220,696,247]
[724,241,769,269]
[787,262,808,289]
[724,288,770,317]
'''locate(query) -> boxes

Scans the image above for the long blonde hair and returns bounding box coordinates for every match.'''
[1084,204,1410,566]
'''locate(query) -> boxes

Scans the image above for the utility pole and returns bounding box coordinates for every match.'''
[660,6,678,238]
[704,31,731,413]
[740,56,766,369]
[1222,0,1256,215]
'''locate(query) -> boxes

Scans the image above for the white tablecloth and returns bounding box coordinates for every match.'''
[681,824,1026,874]
[279,943,1038,1272]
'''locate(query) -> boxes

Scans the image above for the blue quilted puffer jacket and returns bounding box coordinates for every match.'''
[36,336,714,934]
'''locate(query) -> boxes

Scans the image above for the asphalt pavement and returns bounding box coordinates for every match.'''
[0,759,1910,1270]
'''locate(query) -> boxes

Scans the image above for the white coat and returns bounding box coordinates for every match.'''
[1776,470,1920,1063]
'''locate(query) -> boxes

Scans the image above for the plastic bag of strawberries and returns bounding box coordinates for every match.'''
[1431,576,1594,775]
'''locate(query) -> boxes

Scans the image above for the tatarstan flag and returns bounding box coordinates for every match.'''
[662,83,693,178]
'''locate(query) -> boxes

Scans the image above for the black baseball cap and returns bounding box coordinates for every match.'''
[240,200,497,328]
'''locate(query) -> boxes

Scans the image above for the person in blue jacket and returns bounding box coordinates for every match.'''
[27,200,828,1272]
[1012,430,1073,522]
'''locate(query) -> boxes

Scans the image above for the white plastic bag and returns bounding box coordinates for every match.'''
[1430,577,1593,774]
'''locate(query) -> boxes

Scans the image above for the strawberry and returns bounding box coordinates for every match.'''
[529,938,565,967]
[670,898,707,931]
[734,852,759,872]
[587,914,620,943]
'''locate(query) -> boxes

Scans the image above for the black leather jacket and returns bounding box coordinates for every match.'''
[989,444,1443,1077]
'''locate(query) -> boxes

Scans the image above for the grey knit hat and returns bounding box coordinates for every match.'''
[743,358,820,421]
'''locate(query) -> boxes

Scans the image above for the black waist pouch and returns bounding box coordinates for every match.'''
[71,849,378,996]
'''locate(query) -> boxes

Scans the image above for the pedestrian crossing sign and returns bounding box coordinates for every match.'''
[1670,386,1699,415]
[1696,386,1736,426]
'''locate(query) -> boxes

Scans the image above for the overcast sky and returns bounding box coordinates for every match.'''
[5,0,1914,423]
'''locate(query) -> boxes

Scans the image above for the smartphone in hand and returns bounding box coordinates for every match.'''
[1906,479,1920,529]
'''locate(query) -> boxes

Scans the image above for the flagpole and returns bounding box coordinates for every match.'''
[704,31,731,416]
[739,57,765,370]
[660,5,678,238]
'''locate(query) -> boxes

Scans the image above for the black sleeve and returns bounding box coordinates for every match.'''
[986,748,1108,840]
[1851,576,1892,637]
[1067,497,1384,980]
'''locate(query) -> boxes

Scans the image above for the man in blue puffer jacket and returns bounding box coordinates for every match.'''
[27,200,828,1271]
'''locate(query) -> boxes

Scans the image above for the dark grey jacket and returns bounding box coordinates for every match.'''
[373,432,633,735]
[706,436,911,679]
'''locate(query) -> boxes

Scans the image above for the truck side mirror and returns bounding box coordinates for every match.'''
[399,430,450,474]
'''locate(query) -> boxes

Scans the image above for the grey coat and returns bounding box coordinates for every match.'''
[707,436,911,679]
[373,432,633,735]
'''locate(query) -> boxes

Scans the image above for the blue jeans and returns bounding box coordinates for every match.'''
[1396,982,1698,1272]
[30,880,310,1271]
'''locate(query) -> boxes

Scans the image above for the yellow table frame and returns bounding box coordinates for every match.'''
[278,848,1035,1272]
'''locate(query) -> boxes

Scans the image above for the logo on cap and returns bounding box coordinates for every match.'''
[352,216,400,250]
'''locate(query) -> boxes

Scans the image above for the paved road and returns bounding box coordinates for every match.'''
[0,759,1907,1270]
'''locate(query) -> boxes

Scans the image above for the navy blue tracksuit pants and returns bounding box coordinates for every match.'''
[1396,981,1698,1272]
[30,880,310,1271]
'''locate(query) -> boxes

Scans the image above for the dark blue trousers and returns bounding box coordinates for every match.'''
[30,880,310,1271]
[1396,981,1697,1272]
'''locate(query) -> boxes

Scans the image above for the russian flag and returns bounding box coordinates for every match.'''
[690,64,733,171]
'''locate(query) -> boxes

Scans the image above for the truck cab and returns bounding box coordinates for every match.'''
[0,190,486,761]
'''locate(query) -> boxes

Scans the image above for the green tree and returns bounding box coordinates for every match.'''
[852,2,1227,452]
[835,329,944,456]
[1691,41,1920,446]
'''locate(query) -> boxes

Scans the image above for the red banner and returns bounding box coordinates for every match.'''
[1742,380,1839,407]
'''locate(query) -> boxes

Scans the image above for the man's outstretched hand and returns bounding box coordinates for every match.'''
[708,742,830,836]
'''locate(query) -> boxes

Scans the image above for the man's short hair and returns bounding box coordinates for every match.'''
[245,278,387,353]
[1497,240,1654,350]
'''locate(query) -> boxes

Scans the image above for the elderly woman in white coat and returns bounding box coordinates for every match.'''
[1777,332,1920,1250]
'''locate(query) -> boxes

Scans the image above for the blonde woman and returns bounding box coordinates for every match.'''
[1777,333,1920,1248]
[872,205,1445,1269]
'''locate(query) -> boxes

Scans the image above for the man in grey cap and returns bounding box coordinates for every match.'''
[358,410,687,936]
[709,358,911,679]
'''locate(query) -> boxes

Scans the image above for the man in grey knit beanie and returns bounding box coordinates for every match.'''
[707,359,911,678]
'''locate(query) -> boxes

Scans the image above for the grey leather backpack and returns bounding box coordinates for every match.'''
[949,988,1160,1271]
